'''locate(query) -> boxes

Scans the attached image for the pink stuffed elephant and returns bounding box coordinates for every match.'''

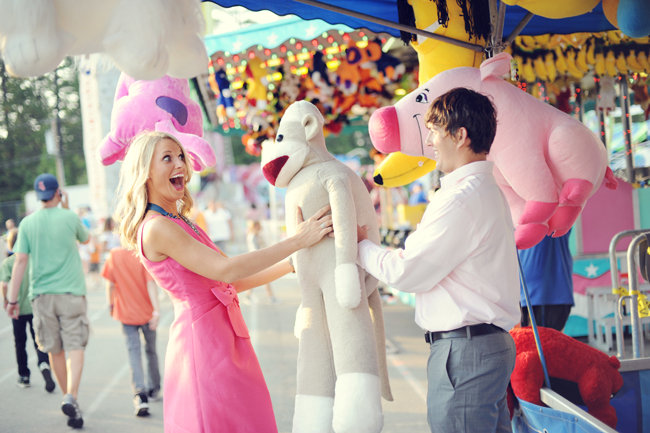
[369,52,617,249]
[100,73,215,171]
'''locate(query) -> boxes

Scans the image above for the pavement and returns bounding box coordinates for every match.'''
[0,273,430,433]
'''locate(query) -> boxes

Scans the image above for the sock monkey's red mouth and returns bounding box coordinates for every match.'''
[262,156,288,186]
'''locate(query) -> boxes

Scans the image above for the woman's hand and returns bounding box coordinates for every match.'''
[357,224,368,243]
[293,205,332,249]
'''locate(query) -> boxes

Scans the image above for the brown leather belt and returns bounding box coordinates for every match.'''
[425,323,505,344]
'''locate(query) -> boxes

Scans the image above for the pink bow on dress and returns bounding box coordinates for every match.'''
[211,286,249,339]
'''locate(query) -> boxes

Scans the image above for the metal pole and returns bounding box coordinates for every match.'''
[487,0,507,56]
[626,233,646,358]
[504,12,534,45]
[52,67,66,187]
[292,0,484,52]
[620,76,634,184]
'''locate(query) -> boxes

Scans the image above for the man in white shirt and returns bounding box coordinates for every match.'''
[358,88,520,433]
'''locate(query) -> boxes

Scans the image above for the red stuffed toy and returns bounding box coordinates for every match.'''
[509,326,623,428]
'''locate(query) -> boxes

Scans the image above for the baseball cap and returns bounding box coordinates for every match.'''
[34,173,59,201]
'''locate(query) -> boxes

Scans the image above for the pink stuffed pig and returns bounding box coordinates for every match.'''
[369,52,617,249]
[100,73,215,171]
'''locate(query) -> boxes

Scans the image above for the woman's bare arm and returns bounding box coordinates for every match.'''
[142,205,331,283]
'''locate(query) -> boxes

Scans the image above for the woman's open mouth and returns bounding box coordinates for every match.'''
[170,174,185,191]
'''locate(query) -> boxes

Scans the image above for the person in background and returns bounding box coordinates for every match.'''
[102,246,161,417]
[244,220,277,304]
[408,182,428,205]
[113,131,332,432]
[99,217,121,263]
[5,173,90,429]
[203,200,234,253]
[518,231,574,331]
[189,206,208,232]
[1,228,56,392]
[5,218,16,232]
[2,218,18,259]
[356,88,519,433]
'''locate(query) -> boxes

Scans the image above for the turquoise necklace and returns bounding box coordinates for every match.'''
[146,203,200,236]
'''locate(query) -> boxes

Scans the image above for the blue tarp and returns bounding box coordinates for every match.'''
[204,1,616,39]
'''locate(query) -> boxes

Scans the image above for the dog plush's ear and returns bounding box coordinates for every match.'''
[302,113,322,142]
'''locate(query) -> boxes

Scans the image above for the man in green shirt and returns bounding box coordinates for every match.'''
[5,173,90,429]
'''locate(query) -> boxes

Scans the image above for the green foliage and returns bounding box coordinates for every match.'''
[0,58,84,224]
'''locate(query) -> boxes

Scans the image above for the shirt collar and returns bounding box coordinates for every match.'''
[440,160,494,189]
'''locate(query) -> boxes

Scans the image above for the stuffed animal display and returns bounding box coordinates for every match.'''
[100,73,216,171]
[509,326,624,428]
[261,100,392,433]
[368,52,618,250]
[0,0,207,79]
[208,67,236,125]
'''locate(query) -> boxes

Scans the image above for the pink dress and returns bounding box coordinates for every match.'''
[138,216,278,433]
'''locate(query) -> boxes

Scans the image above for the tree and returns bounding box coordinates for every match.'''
[0,58,84,224]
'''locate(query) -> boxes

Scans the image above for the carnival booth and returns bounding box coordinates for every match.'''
[202,1,650,431]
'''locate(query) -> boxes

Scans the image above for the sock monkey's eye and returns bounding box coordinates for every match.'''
[276,134,284,142]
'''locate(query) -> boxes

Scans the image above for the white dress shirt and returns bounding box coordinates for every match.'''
[358,161,520,332]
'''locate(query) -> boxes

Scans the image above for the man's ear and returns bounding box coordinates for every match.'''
[454,127,469,148]
[302,113,322,141]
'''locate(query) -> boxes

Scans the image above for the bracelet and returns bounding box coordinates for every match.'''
[7,300,18,305]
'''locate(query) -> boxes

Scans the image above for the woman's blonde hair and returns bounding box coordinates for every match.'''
[114,131,194,249]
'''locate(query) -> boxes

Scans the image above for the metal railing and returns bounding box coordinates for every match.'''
[608,229,650,358]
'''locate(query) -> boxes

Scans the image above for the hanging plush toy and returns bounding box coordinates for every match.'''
[631,79,650,120]
[261,100,392,433]
[602,0,650,38]
[309,51,335,99]
[596,75,617,115]
[0,0,207,79]
[335,54,362,96]
[502,0,600,19]
[100,73,215,171]
[362,38,405,84]
[244,57,269,110]
[369,52,618,249]
[208,67,236,125]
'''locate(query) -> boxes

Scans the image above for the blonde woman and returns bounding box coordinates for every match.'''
[114,131,332,433]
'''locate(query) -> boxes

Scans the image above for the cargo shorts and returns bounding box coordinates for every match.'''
[32,294,89,353]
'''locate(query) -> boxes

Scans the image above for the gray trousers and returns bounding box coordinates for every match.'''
[426,330,516,433]
[122,323,161,395]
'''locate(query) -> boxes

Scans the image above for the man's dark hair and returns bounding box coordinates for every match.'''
[424,87,497,154]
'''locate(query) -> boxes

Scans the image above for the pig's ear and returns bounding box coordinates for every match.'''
[480,52,512,81]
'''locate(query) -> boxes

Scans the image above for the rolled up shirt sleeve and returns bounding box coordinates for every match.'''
[357,201,474,294]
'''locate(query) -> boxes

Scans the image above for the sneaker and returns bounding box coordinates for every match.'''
[61,394,84,429]
[147,388,161,401]
[17,376,30,388]
[39,363,56,393]
[133,392,149,417]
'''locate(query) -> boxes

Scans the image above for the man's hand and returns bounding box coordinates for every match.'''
[5,302,19,319]
[60,189,69,209]
[148,311,159,331]
[357,225,368,243]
